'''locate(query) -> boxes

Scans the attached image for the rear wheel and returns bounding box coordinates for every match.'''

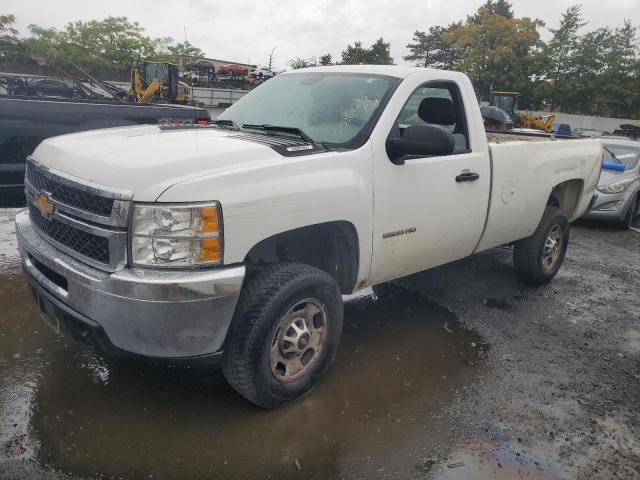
[513,206,569,286]
[222,263,343,408]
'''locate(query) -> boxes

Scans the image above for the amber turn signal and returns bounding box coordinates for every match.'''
[201,207,220,233]
[201,238,222,262]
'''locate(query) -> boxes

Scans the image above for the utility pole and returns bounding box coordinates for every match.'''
[182,26,189,68]
[268,45,277,70]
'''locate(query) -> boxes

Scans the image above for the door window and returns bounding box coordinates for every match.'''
[393,82,471,155]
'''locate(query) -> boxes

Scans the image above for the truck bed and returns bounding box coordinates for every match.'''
[487,130,579,143]
[475,134,602,252]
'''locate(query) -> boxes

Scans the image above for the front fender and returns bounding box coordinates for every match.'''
[157,144,374,285]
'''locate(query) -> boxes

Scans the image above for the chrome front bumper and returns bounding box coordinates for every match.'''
[16,210,245,358]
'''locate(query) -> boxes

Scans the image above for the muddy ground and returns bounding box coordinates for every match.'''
[0,204,638,479]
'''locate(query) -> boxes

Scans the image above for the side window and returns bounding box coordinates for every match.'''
[394,82,470,155]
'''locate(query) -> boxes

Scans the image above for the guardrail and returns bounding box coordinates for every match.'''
[192,87,249,107]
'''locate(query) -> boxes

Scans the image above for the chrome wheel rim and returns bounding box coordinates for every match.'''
[270,298,328,382]
[542,225,563,271]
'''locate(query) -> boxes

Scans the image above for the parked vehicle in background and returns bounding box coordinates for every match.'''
[583,137,640,229]
[16,66,602,408]
[0,95,210,198]
[8,77,75,98]
[573,128,610,138]
[488,90,556,133]
[218,64,249,77]
[612,124,640,141]
[129,61,194,105]
[251,68,275,79]
[1,72,127,100]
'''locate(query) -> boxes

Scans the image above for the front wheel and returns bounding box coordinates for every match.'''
[513,206,569,286]
[222,263,343,408]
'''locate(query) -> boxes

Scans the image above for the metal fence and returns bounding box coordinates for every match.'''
[192,87,248,107]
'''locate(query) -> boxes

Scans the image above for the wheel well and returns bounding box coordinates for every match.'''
[244,222,359,294]
[548,179,583,220]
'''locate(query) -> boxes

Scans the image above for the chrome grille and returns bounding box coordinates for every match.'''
[25,157,132,271]
[29,204,110,264]
[27,167,114,217]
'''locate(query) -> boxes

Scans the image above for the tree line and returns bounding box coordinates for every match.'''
[290,1,640,119]
[288,37,393,69]
[0,15,205,80]
[2,2,639,118]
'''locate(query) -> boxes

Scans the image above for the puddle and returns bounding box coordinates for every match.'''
[419,436,560,479]
[0,214,487,479]
[0,208,21,271]
[29,295,486,479]
[0,270,45,465]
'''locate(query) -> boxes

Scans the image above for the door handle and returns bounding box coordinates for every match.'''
[456,171,480,182]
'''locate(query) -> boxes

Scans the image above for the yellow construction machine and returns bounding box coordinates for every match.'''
[489,91,556,133]
[130,61,193,104]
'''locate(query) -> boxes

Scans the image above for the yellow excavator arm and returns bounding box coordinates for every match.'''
[520,113,556,133]
[130,69,145,102]
[140,81,163,103]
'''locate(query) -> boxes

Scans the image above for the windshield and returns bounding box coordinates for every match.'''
[491,94,518,114]
[145,63,169,84]
[217,72,399,146]
[604,144,640,170]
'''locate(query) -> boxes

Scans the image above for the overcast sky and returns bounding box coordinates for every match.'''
[7,0,639,70]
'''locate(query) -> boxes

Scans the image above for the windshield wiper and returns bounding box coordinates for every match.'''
[603,146,623,164]
[212,119,239,131]
[241,124,314,143]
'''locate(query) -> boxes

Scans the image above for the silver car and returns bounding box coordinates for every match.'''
[584,137,640,229]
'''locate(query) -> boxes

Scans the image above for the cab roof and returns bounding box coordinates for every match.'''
[282,64,465,79]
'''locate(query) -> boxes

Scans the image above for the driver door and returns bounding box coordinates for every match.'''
[370,81,490,284]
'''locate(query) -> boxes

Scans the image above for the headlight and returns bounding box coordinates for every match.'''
[597,178,634,194]
[130,202,223,267]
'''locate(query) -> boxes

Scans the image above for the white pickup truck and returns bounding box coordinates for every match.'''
[16,66,602,407]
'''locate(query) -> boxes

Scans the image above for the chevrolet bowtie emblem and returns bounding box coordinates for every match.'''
[34,194,55,219]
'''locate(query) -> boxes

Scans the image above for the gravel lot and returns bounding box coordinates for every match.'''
[400,220,640,479]
[0,204,638,479]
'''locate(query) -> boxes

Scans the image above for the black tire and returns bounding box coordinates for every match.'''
[222,262,343,408]
[620,194,640,230]
[513,206,569,286]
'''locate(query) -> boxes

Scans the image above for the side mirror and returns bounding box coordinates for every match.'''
[386,125,455,165]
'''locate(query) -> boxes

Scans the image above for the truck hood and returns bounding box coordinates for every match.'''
[31,125,286,200]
